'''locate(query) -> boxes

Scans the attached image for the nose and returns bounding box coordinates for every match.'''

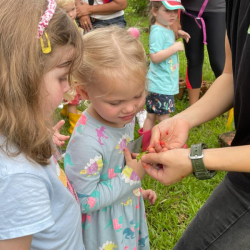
[122,102,137,114]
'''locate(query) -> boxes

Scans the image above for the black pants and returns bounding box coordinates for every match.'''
[181,10,226,89]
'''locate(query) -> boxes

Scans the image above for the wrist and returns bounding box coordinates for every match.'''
[189,143,217,180]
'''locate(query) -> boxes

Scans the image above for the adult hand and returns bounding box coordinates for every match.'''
[52,120,70,147]
[79,15,92,32]
[76,2,92,17]
[170,20,182,40]
[147,118,189,153]
[141,148,193,186]
[178,30,191,43]
[123,148,146,180]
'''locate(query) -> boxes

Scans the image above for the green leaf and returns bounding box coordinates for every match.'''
[136,151,149,162]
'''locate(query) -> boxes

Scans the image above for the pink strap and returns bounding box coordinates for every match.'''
[197,0,209,18]
[184,0,209,44]
[37,0,57,38]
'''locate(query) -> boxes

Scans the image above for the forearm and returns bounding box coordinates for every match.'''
[175,72,234,129]
[204,145,250,172]
[150,44,179,64]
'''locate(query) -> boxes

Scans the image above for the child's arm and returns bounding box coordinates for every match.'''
[52,120,70,147]
[65,136,144,214]
[150,41,184,64]
[178,30,191,43]
[141,189,157,205]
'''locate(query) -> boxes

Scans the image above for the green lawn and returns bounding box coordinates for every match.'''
[55,12,231,249]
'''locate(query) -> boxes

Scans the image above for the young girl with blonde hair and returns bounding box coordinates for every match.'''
[0,0,85,249]
[65,26,156,249]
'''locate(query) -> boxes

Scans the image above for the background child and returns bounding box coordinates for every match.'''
[141,1,190,139]
[56,0,83,134]
[64,26,156,249]
[0,0,85,249]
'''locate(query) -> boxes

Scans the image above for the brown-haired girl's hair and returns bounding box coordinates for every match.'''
[148,2,162,28]
[75,26,148,93]
[0,0,83,165]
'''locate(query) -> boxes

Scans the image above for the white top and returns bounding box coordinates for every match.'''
[0,137,84,250]
[82,0,124,20]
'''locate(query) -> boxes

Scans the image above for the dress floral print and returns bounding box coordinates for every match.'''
[65,111,150,250]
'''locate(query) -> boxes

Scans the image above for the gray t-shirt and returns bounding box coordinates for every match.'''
[0,137,84,250]
[181,0,225,13]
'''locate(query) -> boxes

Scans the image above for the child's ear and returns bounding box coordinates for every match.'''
[76,86,90,100]
[152,7,157,17]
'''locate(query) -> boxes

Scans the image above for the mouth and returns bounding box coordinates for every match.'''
[119,114,135,120]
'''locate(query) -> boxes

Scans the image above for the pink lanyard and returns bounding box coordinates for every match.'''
[184,0,209,44]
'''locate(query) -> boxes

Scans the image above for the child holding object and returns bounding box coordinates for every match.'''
[64,26,156,249]
[139,0,190,151]
[56,0,83,134]
[0,0,85,249]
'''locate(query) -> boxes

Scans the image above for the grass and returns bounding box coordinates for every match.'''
[54,11,231,249]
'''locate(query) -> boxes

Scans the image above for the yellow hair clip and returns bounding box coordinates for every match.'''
[40,32,51,54]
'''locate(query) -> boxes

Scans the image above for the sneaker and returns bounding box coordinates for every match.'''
[136,109,147,128]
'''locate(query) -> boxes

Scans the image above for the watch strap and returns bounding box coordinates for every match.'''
[189,143,217,180]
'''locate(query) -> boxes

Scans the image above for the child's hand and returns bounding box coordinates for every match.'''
[52,120,70,147]
[178,30,191,43]
[123,148,146,180]
[174,41,184,52]
[142,189,157,205]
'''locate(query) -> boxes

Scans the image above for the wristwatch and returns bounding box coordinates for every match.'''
[189,143,217,180]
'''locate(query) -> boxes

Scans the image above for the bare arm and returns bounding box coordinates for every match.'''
[0,235,33,250]
[150,41,184,64]
[76,0,127,17]
[174,33,233,129]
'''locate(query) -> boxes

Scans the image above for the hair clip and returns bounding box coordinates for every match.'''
[40,32,52,54]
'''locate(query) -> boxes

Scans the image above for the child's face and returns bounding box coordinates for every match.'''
[153,5,178,28]
[43,46,74,115]
[63,2,76,20]
[85,75,146,128]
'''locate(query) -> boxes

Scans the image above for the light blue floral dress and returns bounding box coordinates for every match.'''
[65,111,150,250]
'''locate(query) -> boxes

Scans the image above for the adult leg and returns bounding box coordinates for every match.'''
[204,12,226,78]
[173,176,250,250]
[181,10,204,105]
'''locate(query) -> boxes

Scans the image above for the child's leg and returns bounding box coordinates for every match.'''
[157,113,170,123]
[143,113,157,132]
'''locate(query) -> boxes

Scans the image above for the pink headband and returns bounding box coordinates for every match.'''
[37,0,57,38]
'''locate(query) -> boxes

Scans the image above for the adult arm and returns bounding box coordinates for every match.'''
[147,34,233,150]
[0,236,32,250]
[140,34,249,185]
[76,0,127,17]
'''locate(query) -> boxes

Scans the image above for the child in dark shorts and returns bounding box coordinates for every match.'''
[138,1,190,151]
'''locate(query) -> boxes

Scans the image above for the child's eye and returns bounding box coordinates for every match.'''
[109,102,121,106]
[135,94,142,99]
[59,77,67,83]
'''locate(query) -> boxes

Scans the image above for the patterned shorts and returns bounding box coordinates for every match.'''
[146,92,175,115]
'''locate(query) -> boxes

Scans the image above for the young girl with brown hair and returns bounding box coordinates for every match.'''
[0,0,85,249]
